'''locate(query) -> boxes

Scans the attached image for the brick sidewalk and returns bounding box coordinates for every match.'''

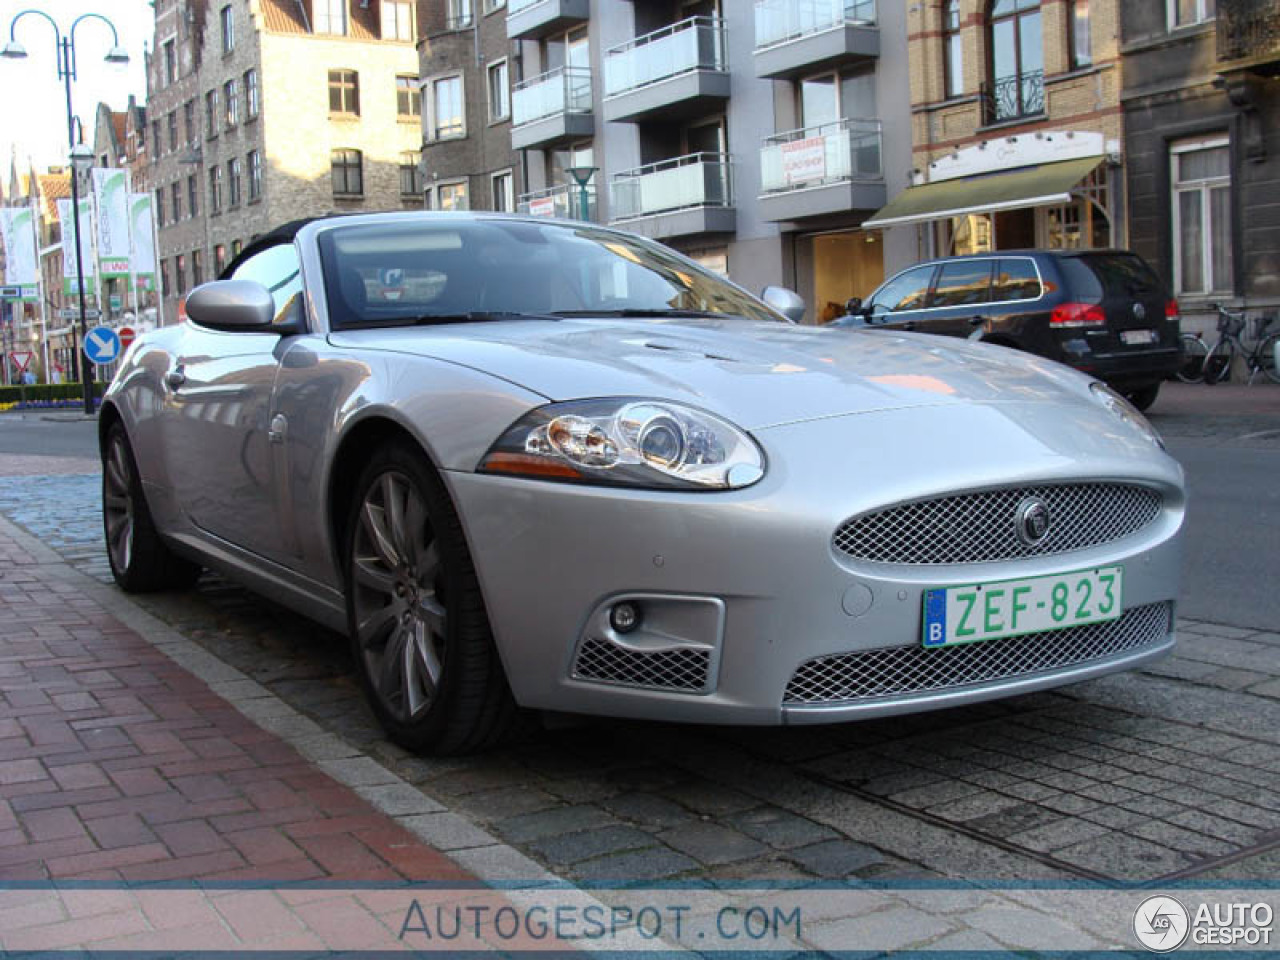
[0,515,481,890]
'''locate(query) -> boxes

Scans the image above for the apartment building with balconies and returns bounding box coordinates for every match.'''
[415,0,913,319]
[877,0,1125,262]
[1121,0,1280,328]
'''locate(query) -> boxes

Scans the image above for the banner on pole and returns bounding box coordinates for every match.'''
[91,168,131,278]
[0,208,39,300]
[56,197,96,296]
[128,192,156,292]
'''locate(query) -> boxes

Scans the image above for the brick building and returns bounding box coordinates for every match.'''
[868,0,1125,258]
[145,0,427,324]
[1121,0,1280,331]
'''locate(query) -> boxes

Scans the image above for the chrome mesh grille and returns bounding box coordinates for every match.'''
[783,602,1172,705]
[573,636,711,692]
[834,483,1162,565]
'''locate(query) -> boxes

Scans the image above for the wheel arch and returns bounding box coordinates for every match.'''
[97,400,124,455]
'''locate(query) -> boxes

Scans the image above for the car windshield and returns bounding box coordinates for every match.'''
[317,218,781,328]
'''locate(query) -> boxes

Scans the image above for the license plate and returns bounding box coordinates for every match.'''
[922,566,1124,648]
[1121,329,1157,345]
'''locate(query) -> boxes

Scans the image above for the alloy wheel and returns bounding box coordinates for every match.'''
[103,436,135,574]
[351,471,446,724]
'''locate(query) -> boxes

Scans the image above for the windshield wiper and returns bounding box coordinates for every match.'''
[551,308,726,319]
[343,311,559,329]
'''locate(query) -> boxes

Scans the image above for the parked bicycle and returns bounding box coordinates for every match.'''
[1175,330,1208,383]
[1202,304,1280,385]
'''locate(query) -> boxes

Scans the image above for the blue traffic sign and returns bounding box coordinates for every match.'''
[83,325,121,366]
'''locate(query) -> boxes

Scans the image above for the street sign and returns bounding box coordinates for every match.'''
[9,351,32,373]
[56,308,102,321]
[118,326,136,350]
[83,325,121,366]
[0,286,20,299]
[109,295,123,311]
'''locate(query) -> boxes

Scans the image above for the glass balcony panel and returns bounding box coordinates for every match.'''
[610,153,732,220]
[512,66,592,127]
[508,0,545,12]
[760,119,882,193]
[754,0,877,49]
[604,17,725,97]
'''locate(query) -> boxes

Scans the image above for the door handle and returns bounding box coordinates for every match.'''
[165,368,186,389]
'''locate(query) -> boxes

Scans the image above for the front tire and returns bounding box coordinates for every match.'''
[102,423,202,592]
[344,441,519,754]
[1257,332,1280,385]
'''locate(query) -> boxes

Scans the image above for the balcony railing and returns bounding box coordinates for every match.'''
[983,70,1045,124]
[512,66,593,127]
[610,153,733,221]
[1218,0,1280,67]
[518,183,597,221]
[760,118,882,193]
[754,0,876,49]
[604,16,726,97]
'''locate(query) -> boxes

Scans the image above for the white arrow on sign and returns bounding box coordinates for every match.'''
[83,326,121,365]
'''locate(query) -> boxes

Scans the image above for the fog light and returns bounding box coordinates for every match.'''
[609,602,641,634]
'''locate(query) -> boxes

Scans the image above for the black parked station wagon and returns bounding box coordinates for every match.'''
[840,250,1182,410]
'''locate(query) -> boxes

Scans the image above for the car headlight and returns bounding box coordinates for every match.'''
[1089,382,1164,449]
[479,399,766,490]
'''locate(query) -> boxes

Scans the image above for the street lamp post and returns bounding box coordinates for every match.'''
[3,9,130,415]
[565,166,598,223]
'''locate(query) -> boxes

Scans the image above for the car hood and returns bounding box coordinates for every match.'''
[328,317,1095,430]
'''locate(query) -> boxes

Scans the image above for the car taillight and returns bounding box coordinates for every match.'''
[1166,299,1179,318]
[1050,303,1106,328]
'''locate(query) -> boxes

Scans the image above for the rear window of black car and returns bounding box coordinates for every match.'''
[1067,253,1163,298]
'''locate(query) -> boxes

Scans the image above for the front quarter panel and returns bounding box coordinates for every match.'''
[272,336,548,588]
[103,327,186,498]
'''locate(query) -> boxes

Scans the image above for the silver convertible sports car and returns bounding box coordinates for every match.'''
[100,213,1185,754]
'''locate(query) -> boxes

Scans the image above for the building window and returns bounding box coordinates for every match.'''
[1172,137,1232,295]
[167,112,178,152]
[1069,0,1091,67]
[484,0,506,12]
[245,69,259,118]
[314,0,348,35]
[228,158,242,206]
[224,79,239,127]
[426,75,464,140]
[492,170,514,212]
[396,75,421,119]
[426,181,469,211]
[232,239,242,258]
[164,40,176,85]
[215,243,227,275]
[175,253,186,294]
[192,248,203,287]
[171,181,182,221]
[329,69,360,116]
[183,100,195,144]
[488,59,509,122]
[209,165,223,213]
[206,88,220,138]
[188,174,199,216]
[248,150,262,200]
[399,151,423,196]
[382,0,414,40]
[160,259,169,296]
[1170,0,1215,28]
[987,0,1044,122]
[331,148,363,196]
[944,0,963,99]
[447,0,473,30]
[151,120,160,155]
[220,5,234,54]
[155,187,165,226]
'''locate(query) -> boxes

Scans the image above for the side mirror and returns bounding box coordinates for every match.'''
[761,285,806,324]
[845,296,864,316]
[186,280,278,333]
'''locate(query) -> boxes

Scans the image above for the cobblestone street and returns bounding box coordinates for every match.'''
[2,398,1280,898]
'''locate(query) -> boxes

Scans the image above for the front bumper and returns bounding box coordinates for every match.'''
[446,402,1185,726]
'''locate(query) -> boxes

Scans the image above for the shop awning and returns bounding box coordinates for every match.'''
[863,156,1105,229]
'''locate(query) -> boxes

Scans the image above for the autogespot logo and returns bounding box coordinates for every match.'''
[1134,895,1190,952]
